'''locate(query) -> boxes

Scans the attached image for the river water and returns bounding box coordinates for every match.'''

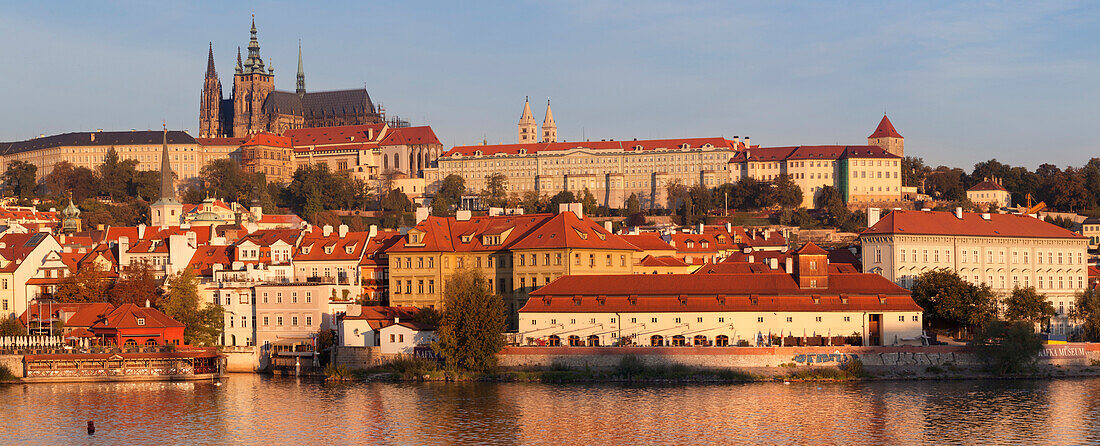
[2,374,1099,445]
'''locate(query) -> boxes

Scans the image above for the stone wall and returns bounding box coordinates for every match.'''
[332,346,389,370]
[222,346,261,373]
[498,344,1098,371]
[0,355,23,377]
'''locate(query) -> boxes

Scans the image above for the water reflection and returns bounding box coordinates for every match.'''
[2,375,1100,445]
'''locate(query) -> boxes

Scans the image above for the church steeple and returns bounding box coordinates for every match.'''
[158,125,175,203]
[200,43,223,138]
[296,41,306,97]
[235,46,243,74]
[541,98,557,143]
[205,42,217,78]
[150,125,182,227]
[244,15,265,74]
[518,96,536,143]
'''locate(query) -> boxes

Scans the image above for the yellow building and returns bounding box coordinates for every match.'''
[0,130,205,183]
[386,206,641,327]
[728,145,902,208]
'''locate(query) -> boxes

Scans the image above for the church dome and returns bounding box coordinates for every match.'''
[61,199,80,219]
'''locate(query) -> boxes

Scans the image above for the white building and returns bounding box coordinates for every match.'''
[860,208,1088,335]
[966,178,1012,208]
[520,244,924,347]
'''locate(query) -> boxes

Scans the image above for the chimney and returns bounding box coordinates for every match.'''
[866,208,881,227]
[368,225,378,239]
[415,207,430,223]
[338,224,349,238]
[981,213,991,220]
[744,136,750,147]
[488,207,504,217]
[785,256,793,274]
[955,207,963,220]
[725,222,732,233]
[137,224,147,239]
[456,210,472,221]
[747,254,754,263]
[323,225,333,237]
[394,316,400,324]
[250,205,263,220]
[90,133,95,142]
[768,258,778,269]
[558,203,583,219]
[696,223,704,234]
[603,221,613,233]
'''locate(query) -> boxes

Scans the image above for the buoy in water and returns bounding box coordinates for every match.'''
[87,421,95,435]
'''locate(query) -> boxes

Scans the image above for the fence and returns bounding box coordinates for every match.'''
[0,336,89,350]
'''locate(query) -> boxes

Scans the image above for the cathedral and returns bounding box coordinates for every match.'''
[199,17,384,138]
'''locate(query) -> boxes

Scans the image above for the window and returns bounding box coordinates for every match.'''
[786,317,793,323]
[136,318,146,326]
[912,315,919,322]
[757,317,764,323]
[674,317,681,323]
[899,316,905,322]
[277,317,284,326]
[843,316,850,322]
[815,316,822,322]
[292,317,298,326]
[428,280,435,294]
[263,317,270,326]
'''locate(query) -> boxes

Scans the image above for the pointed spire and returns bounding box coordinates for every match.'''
[206,42,217,78]
[245,14,264,73]
[543,98,555,126]
[296,40,306,96]
[869,114,902,139]
[235,46,243,74]
[156,124,177,204]
[519,96,534,122]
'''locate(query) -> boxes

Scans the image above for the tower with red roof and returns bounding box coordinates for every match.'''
[867,114,904,157]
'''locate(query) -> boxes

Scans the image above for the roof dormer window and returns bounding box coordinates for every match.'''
[686,241,695,249]
[324,246,333,254]
[302,246,311,255]
[136,318,145,326]
[461,235,472,243]
[345,246,354,254]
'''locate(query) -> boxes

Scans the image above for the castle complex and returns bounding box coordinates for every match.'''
[199,17,384,138]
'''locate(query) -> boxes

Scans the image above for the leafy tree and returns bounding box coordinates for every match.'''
[0,318,25,336]
[580,188,598,216]
[688,184,713,217]
[482,173,509,208]
[55,265,109,303]
[433,269,506,372]
[665,179,688,210]
[1072,289,1100,341]
[924,167,966,201]
[43,161,98,200]
[413,307,444,327]
[912,268,996,336]
[159,270,223,346]
[3,160,37,199]
[971,321,1043,375]
[310,210,343,228]
[548,190,576,213]
[771,173,803,209]
[282,164,367,214]
[432,174,466,216]
[97,148,140,201]
[108,261,163,306]
[815,185,845,214]
[1003,286,1055,325]
[381,189,412,225]
[902,156,931,190]
[624,193,641,216]
[521,190,546,214]
[129,170,161,201]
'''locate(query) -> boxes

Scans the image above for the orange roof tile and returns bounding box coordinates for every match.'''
[445,137,742,157]
[862,210,1084,239]
[869,115,903,139]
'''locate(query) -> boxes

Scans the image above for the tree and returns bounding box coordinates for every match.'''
[548,190,576,213]
[971,321,1043,375]
[433,174,466,216]
[911,268,996,336]
[433,269,506,372]
[770,173,803,209]
[108,261,163,306]
[1072,289,1100,341]
[580,188,598,216]
[0,318,25,336]
[197,159,252,203]
[924,167,966,201]
[159,270,223,346]
[521,190,546,214]
[96,148,140,201]
[665,179,688,210]
[1003,286,1055,325]
[3,160,37,199]
[624,193,641,217]
[380,189,412,227]
[482,173,509,208]
[902,156,931,190]
[815,185,845,214]
[55,265,109,303]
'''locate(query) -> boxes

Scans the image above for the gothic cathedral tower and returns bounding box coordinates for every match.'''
[518,97,537,143]
[199,43,223,138]
[867,114,904,157]
[232,16,275,137]
[541,99,557,143]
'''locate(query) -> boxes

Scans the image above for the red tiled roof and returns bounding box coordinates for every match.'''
[968,181,1008,192]
[379,126,441,146]
[258,214,305,225]
[21,302,114,327]
[242,132,292,148]
[796,242,828,255]
[237,229,301,247]
[869,115,902,139]
[188,245,232,276]
[295,231,377,262]
[343,306,421,321]
[286,123,387,147]
[196,137,247,146]
[639,255,688,267]
[444,137,743,157]
[729,145,899,163]
[620,233,675,251]
[523,273,919,313]
[508,212,638,251]
[862,210,1085,239]
[91,304,183,330]
[104,225,212,246]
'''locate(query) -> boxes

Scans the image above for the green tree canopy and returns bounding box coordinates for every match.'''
[912,268,996,334]
[1003,286,1056,325]
[55,264,109,303]
[3,160,38,199]
[433,174,466,216]
[482,173,509,208]
[771,173,803,209]
[433,269,506,372]
[1072,289,1100,341]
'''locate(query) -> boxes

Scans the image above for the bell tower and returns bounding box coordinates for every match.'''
[868,114,904,157]
[541,99,557,143]
[232,15,275,137]
[199,43,223,138]
[518,97,537,143]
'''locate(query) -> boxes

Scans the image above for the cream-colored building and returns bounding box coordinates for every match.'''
[728,145,902,208]
[0,130,207,183]
[520,244,923,347]
[967,178,1012,208]
[860,208,1088,335]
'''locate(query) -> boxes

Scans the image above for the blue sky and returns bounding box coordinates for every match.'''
[1,1,1097,169]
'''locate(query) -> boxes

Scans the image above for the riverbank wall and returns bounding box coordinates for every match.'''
[223,346,262,373]
[497,344,1099,371]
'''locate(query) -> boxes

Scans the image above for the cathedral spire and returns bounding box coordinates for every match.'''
[541,98,557,143]
[518,96,537,143]
[206,42,217,78]
[235,46,242,74]
[245,14,264,74]
[296,41,306,96]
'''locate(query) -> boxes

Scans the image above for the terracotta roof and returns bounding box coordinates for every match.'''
[286,123,387,147]
[968,181,1008,192]
[507,212,638,251]
[444,137,743,157]
[861,209,1085,239]
[796,242,828,255]
[523,273,919,313]
[21,302,114,327]
[639,255,688,267]
[104,225,212,246]
[295,230,377,262]
[342,306,421,321]
[196,137,247,147]
[391,212,639,253]
[379,126,441,146]
[188,245,233,276]
[258,214,304,225]
[869,115,903,139]
[91,304,183,330]
[729,145,899,163]
[237,229,301,247]
[620,233,676,251]
[243,132,292,148]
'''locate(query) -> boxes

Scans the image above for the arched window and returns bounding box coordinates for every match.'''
[693,335,708,346]
[671,335,686,346]
[144,339,158,347]
[568,335,583,346]
[124,339,138,348]
[715,335,729,347]
[587,334,600,347]
[395,154,401,170]
[547,335,561,347]
[384,154,390,171]
[650,335,664,346]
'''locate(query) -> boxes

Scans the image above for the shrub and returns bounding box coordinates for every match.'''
[971,320,1043,375]
[0,364,16,381]
[615,355,646,377]
[842,358,869,378]
[324,364,354,381]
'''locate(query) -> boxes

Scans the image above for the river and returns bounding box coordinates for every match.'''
[2,374,1099,445]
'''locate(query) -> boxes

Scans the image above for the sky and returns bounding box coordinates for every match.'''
[1,1,1097,170]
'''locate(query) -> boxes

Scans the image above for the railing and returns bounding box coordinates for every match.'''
[0,336,85,350]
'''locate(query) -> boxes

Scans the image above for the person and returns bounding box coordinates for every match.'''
[87,421,95,435]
